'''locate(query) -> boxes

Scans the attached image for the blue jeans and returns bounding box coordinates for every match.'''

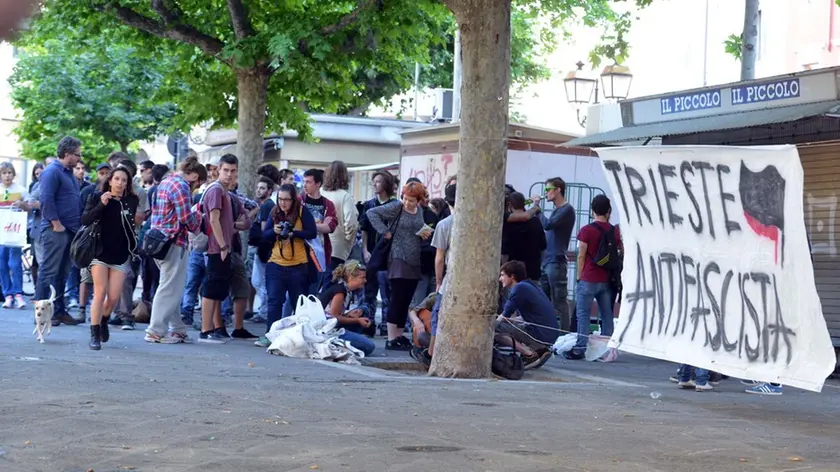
[266,263,309,333]
[0,245,23,296]
[66,265,80,301]
[573,281,615,349]
[679,365,709,385]
[339,328,375,356]
[540,259,570,331]
[180,250,206,324]
[35,228,73,315]
[430,290,443,336]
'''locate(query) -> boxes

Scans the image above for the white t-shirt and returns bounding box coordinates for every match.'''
[431,214,455,295]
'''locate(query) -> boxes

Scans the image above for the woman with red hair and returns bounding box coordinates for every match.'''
[366,181,433,350]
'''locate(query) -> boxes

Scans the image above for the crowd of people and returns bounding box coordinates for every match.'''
[4,135,785,395]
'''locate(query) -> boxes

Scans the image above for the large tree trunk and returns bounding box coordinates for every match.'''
[740,0,759,81]
[428,0,511,378]
[235,67,269,198]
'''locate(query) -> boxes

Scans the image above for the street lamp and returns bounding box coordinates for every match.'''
[564,61,634,127]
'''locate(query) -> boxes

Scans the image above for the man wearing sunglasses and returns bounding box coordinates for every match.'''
[530,177,576,332]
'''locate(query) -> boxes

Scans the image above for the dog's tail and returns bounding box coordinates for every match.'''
[47,285,57,303]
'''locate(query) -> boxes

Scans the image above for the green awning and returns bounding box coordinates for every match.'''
[564,100,840,147]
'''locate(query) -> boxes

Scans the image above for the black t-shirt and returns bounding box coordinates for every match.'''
[420,206,439,275]
[506,217,547,280]
[303,195,327,222]
[318,283,348,314]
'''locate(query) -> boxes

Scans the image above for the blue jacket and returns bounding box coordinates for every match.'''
[39,160,81,232]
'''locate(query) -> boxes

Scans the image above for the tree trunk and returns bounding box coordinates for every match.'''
[235,67,270,198]
[120,141,129,153]
[740,0,759,81]
[428,0,511,379]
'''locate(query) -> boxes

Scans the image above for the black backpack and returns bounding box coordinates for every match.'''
[491,334,525,380]
[591,223,622,272]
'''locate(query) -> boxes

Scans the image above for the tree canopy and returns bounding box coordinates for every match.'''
[9,30,178,165]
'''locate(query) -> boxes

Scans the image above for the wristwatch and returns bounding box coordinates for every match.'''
[220,245,229,252]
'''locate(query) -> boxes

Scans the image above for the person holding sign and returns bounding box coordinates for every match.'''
[565,195,622,361]
[0,162,30,309]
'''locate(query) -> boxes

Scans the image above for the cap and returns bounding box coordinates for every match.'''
[445,183,456,206]
[96,163,111,172]
[206,155,221,168]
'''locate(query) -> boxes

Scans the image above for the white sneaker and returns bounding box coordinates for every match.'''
[695,383,714,392]
[14,295,26,309]
[68,298,79,308]
[678,380,696,389]
[2,296,12,308]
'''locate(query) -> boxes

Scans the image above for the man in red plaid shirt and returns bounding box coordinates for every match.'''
[145,157,207,344]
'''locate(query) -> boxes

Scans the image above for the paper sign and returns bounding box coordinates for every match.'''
[597,145,835,392]
[0,209,27,247]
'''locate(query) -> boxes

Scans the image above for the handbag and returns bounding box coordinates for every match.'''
[70,221,102,268]
[491,333,525,380]
[140,228,173,260]
[366,207,403,273]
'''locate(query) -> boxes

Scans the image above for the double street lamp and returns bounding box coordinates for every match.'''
[564,61,634,127]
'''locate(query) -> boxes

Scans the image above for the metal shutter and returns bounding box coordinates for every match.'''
[798,142,840,347]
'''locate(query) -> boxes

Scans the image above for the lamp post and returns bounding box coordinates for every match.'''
[564,61,634,128]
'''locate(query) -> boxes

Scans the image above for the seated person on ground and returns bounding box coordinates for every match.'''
[408,292,437,349]
[318,260,376,356]
[495,261,558,370]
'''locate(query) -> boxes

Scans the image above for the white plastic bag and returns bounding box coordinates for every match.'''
[294,294,327,323]
[552,333,577,355]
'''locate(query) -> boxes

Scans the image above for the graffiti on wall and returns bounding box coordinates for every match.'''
[401,154,459,199]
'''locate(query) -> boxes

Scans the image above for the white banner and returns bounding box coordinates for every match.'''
[0,209,27,247]
[597,145,835,392]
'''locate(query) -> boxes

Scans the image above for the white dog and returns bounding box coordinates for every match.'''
[32,285,57,344]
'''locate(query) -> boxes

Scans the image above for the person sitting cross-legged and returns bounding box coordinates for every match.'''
[317,260,376,356]
[494,261,557,370]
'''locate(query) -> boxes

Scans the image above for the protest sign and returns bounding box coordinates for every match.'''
[0,209,27,247]
[597,145,835,392]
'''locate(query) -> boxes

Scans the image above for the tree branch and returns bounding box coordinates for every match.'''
[226,0,253,39]
[321,0,382,36]
[97,2,226,60]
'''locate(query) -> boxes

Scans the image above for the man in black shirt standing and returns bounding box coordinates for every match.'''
[359,171,397,336]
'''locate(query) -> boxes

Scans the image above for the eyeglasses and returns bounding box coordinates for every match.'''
[544,186,556,192]
[277,197,293,202]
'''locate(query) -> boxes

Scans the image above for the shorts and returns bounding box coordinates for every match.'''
[80,267,93,284]
[91,259,130,273]
[202,253,232,301]
[229,252,250,300]
[495,319,550,353]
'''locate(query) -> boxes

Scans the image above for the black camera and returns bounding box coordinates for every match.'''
[276,221,293,240]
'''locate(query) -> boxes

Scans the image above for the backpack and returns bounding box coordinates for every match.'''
[491,334,525,380]
[591,223,622,272]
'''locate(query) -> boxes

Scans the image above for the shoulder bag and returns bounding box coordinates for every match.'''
[366,206,403,273]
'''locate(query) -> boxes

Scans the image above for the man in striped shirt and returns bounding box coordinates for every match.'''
[144,158,207,344]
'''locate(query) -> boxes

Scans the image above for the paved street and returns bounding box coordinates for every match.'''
[1,303,839,472]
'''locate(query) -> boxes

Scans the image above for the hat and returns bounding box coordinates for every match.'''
[206,155,221,168]
[445,183,456,206]
[96,163,111,172]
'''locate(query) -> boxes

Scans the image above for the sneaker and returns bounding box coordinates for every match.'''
[378,323,388,337]
[562,349,585,360]
[2,296,12,308]
[231,328,258,339]
[198,330,227,344]
[678,380,696,389]
[669,376,680,383]
[745,383,783,396]
[14,294,26,309]
[741,379,762,386]
[385,335,412,351]
[695,383,714,392]
[251,315,267,324]
[410,347,432,367]
[68,298,79,308]
[108,316,122,326]
[215,326,231,339]
[120,318,135,331]
[254,336,270,348]
[181,316,194,326]
[144,332,163,343]
[523,350,553,370]
[161,332,193,344]
[709,380,721,387]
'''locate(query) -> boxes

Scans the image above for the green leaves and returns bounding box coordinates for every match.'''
[724,33,743,61]
[9,27,179,164]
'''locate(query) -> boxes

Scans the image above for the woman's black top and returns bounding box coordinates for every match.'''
[81,191,139,265]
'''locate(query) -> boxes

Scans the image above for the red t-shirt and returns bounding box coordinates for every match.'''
[577,221,622,283]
